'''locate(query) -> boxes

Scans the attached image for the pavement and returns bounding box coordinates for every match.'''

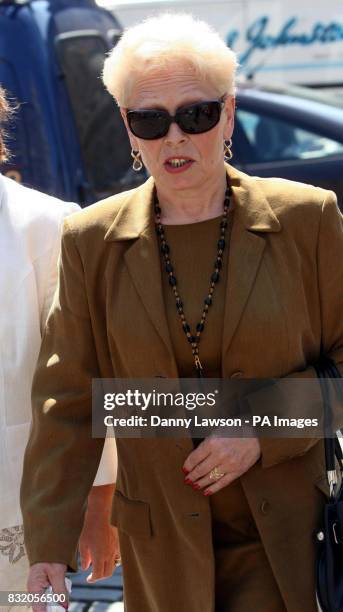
[69,566,124,611]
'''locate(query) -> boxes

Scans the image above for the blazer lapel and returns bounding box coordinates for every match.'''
[105,178,178,374]
[124,236,176,363]
[222,166,281,361]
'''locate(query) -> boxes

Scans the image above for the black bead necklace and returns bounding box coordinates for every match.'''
[154,181,232,378]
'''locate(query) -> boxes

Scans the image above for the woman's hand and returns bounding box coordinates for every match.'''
[27,563,68,612]
[79,484,121,582]
[183,436,261,495]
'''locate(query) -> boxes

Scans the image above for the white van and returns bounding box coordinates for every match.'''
[99,0,343,87]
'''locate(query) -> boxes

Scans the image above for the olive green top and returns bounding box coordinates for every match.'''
[160,216,230,378]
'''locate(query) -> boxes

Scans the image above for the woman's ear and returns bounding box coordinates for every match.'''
[223,96,235,140]
[120,108,139,151]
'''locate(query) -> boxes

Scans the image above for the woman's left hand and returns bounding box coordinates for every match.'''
[183,436,261,496]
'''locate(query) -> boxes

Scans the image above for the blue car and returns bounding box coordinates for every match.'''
[0,0,138,205]
[233,82,343,209]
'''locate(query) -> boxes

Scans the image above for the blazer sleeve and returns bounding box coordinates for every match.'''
[20,219,105,570]
[40,202,80,332]
[38,202,117,488]
[254,191,343,468]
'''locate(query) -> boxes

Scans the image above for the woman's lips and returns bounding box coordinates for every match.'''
[164,159,194,174]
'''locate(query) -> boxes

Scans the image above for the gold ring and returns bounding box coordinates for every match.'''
[209,466,225,481]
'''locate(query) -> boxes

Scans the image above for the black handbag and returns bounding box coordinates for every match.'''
[314,356,343,612]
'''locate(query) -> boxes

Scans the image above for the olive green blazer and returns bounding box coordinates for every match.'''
[21,165,343,612]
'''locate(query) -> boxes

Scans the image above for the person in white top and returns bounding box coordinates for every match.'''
[0,88,119,607]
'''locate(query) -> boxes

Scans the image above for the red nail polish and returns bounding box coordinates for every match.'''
[204,490,212,496]
[193,483,200,490]
[182,467,189,475]
[184,478,192,485]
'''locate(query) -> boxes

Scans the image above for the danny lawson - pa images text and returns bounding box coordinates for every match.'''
[103,415,319,429]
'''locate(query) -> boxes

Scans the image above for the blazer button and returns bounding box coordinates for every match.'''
[260,500,270,515]
[230,371,244,378]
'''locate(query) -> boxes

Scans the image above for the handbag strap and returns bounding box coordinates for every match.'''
[314,356,343,498]
[327,360,343,470]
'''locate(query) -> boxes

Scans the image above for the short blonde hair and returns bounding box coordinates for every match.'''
[103,13,238,107]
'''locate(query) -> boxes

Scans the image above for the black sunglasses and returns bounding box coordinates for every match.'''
[126,96,226,140]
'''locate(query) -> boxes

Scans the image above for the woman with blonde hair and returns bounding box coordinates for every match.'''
[21,14,343,612]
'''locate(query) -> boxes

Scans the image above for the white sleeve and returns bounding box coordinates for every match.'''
[93,432,117,485]
[40,231,62,331]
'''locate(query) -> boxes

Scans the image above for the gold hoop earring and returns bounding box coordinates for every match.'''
[131,149,143,172]
[224,139,233,162]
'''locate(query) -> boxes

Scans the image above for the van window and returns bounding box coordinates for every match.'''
[56,34,133,198]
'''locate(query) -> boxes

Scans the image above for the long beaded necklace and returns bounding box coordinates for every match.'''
[154,179,233,378]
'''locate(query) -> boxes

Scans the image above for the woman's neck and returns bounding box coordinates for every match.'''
[155,172,227,225]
